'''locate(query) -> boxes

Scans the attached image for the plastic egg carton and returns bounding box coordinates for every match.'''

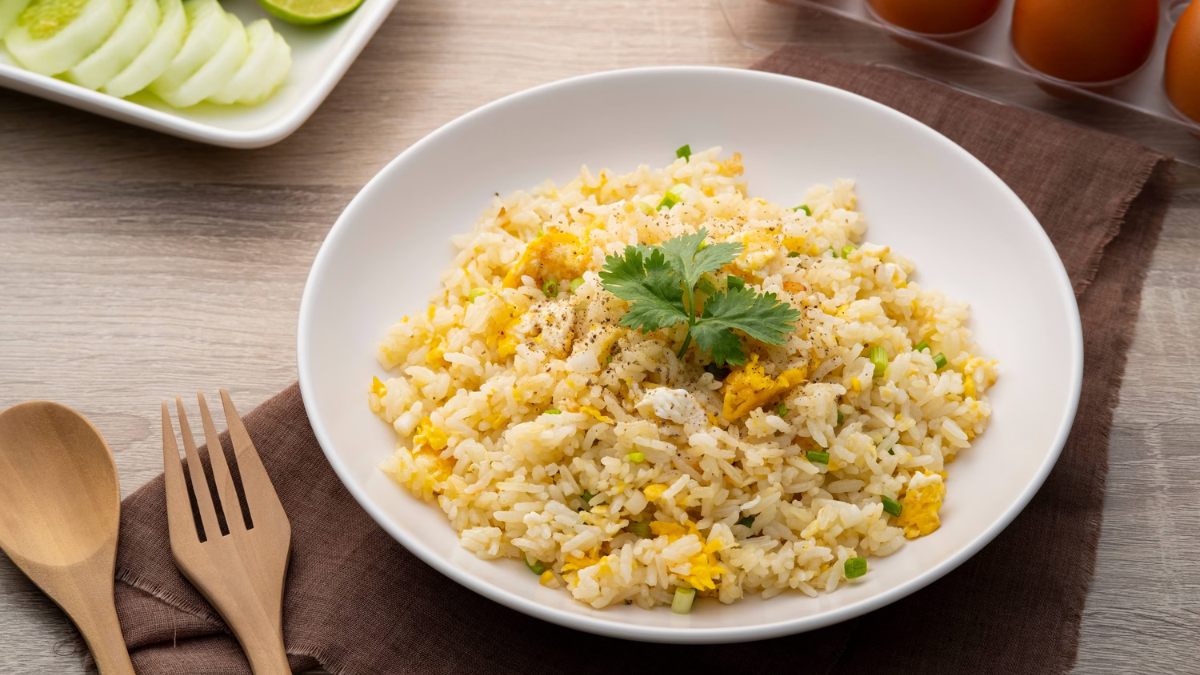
[720,0,1200,166]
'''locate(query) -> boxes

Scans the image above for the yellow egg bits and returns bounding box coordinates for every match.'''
[721,354,807,421]
[896,472,947,539]
[501,231,591,291]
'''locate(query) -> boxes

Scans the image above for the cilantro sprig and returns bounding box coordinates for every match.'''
[598,228,801,366]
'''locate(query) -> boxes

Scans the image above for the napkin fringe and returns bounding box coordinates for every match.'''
[1069,152,1165,300]
[116,566,228,628]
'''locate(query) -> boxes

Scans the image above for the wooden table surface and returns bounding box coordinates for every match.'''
[1,0,1197,672]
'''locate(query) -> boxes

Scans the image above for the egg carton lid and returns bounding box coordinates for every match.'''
[720,0,1200,167]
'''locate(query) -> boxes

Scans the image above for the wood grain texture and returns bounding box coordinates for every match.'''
[162,392,291,675]
[0,403,134,675]
[0,0,1196,672]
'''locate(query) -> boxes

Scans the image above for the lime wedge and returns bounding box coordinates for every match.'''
[255,0,360,25]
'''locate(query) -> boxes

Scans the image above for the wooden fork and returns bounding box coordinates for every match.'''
[162,389,292,674]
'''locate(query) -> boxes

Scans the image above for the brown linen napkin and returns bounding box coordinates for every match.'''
[106,47,1170,675]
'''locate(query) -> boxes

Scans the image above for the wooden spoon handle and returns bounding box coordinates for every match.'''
[78,594,136,675]
[241,628,291,675]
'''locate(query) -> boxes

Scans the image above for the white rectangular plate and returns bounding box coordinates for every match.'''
[0,0,398,148]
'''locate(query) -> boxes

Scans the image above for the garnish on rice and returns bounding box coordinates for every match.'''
[598,228,801,366]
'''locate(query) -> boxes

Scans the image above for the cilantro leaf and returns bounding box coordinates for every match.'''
[659,228,743,290]
[598,245,689,332]
[598,230,800,365]
[691,286,802,366]
[691,324,748,366]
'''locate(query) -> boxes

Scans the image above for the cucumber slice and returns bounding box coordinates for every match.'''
[155,10,243,107]
[67,0,158,89]
[102,0,181,97]
[207,17,272,105]
[148,0,226,96]
[236,29,288,106]
[0,0,32,36]
[4,0,128,75]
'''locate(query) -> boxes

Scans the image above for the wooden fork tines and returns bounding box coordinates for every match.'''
[162,389,292,674]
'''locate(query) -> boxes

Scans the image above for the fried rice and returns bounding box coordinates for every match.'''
[368,148,997,610]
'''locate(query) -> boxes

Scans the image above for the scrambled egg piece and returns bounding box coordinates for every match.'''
[397,445,454,499]
[561,549,603,573]
[520,296,578,358]
[649,521,726,591]
[482,300,522,358]
[718,152,743,177]
[580,405,613,424]
[635,387,707,427]
[722,355,807,421]
[734,231,777,271]
[412,417,448,451]
[961,357,998,401]
[370,376,387,397]
[897,472,946,539]
[425,335,447,365]
[642,484,668,502]
[782,236,806,253]
[502,232,591,289]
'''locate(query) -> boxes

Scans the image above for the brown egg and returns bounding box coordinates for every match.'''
[867,0,1002,35]
[1012,0,1160,83]
[1166,0,1200,123]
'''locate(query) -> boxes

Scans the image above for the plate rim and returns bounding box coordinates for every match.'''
[0,0,399,149]
[297,65,1084,643]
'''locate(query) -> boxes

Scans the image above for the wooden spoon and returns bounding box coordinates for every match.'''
[0,402,135,675]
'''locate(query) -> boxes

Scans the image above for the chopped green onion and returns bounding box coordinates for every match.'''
[844,557,868,579]
[526,557,546,575]
[914,341,929,353]
[638,201,655,215]
[776,402,787,417]
[545,409,562,415]
[658,184,688,210]
[569,277,584,293]
[630,520,651,538]
[736,515,755,528]
[626,452,645,463]
[676,144,692,161]
[807,450,830,464]
[836,409,844,425]
[841,245,857,258]
[579,490,594,511]
[696,276,717,295]
[726,276,746,291]
[881,496,903,517]
[787,251,801,258]
[793,205,812,216]
[542,279,558,297]
[888,448,894,456]
[671,586,697,614]
[933,352,948,370]
[868,346,889,378]
[830,247,837,258]
[535,229,544,238]
[468,288,488,301]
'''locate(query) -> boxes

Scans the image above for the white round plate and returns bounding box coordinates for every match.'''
[297,67,1082,644]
